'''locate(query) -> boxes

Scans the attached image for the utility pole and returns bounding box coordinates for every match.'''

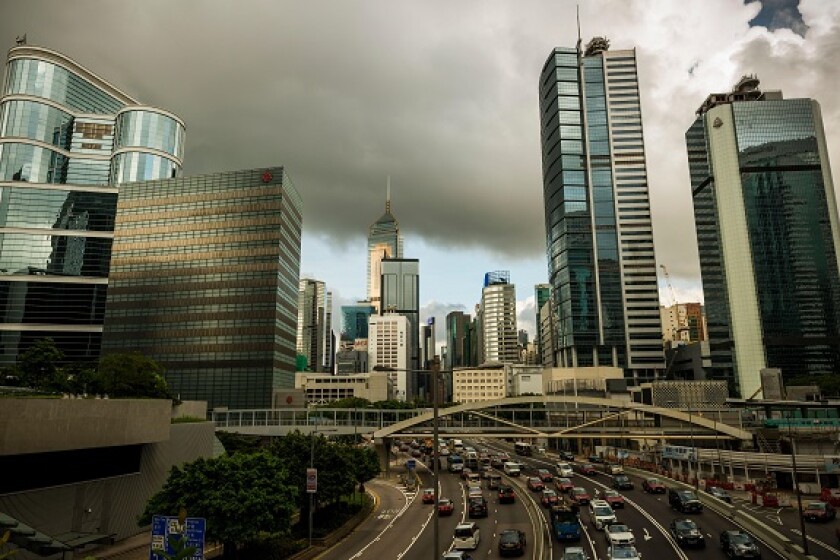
[788,423,809,555]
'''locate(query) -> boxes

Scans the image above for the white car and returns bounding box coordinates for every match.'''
[589,499,617,530]
[556,462,574,477]
[607,546,641,560]
[605,523,635,546]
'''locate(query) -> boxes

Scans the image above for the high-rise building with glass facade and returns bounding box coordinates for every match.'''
[687,77,840,398]
[341,304,374,341]
[297,279,332,373]
[367,193,402,313]
[534,283,552,364]
[538,37,664,379]
[480,271,519,364]
[445,310,472,370]
[380,258,419,395]
[0,44,184,365]
[102,167,302,409]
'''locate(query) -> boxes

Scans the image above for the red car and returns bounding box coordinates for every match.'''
[578,463,598,475]
[438,498,454,516]
[802,501,836,522]
[555,477,574,493]
[602,489,625,509]
[643,478,666,494]
[422,488,435,504]
[527,477,545,491]
[541,489,560,508]
[537,469,554,483]
[499,485,516,504]
[571,486,591,505]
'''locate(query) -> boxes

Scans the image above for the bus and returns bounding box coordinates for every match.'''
[514,442,533,456]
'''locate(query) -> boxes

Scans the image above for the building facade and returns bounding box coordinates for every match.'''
[296,279,332,372]
[480,271,519,364]
[341,304,374,341]
[368,313,409,400]
[367,192,402,314]
[534,283,551,363]
[539,38,664,378]
[102,167,302,409]
[294,371,392,404]
[445,311,475,370]
[452,364,506,404]
[380,258,420,395]
[687,76,840,397]
[0,44,184,365]
[660,302,706,347]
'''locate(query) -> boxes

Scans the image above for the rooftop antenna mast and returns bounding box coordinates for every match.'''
[386,176,391,213]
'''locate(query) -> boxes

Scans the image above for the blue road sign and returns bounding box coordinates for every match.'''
[150,515,206,560]
[406,458,416,470]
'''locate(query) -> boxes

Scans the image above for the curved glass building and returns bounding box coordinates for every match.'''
[0,44,184,365]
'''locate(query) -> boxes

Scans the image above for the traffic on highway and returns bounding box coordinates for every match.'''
[332,438,840,560]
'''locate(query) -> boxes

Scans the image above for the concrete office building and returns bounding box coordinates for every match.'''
[534,284,552,363]
[452,364,507,404]
[380,258,420,395]
[0,44,184,365]
[480,271,519,364]
[368,313,409,400]
[539,298,557,366]
[660,302,706,347]
[294,371,392,404]
[102,167,302,409]
[297,279,333,372]
[367,191,402,314]
[539,38,664,378]
[687,76,840,397]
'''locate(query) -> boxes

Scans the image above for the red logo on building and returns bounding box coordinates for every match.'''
[286,395,293,405]
[261,171,273,183]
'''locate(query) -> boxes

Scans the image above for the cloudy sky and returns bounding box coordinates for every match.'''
[4,0,838,349]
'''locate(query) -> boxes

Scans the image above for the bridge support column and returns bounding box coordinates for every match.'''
[375,437,391,476]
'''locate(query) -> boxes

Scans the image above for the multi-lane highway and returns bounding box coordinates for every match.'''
[331,440,839,560]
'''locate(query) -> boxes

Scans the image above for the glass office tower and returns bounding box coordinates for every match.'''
[380,258,419,396]
[538,38,664,378]
[367,193,402,313]
[341,304,374,341]
[102,167,302,409]
[688,77,840,397]
[0,44,184,365]
[296,279,332,373]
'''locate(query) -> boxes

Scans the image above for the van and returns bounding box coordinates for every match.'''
[454,522,480,550]
[503,462,521,476]
[488,474,503,489]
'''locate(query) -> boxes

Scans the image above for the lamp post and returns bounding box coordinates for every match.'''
[688,403,698,489]
[788,421,809,555]
[309,427,337,547]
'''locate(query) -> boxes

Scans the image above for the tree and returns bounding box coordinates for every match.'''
[18,338,66,390]
[98,353,170,398]
[322,396,371,409]
[345,445,380,487]
[140,452,296,559]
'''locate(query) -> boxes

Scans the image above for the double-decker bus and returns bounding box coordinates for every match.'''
[514,442,533,456]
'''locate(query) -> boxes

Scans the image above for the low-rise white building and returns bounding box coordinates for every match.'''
[294,372,393,405]
[506,364,544,396]
[453,363,506,403]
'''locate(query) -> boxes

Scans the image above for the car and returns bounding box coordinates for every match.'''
[438,498,455,516]
[802,501,836,522]
[605,523,635,546]
[461,467,472,480]
[589,499,618,530]
[556,462,574,477]
[561,546,590,560]
[454,522,480,550]
[588,455,604,463]
[555,477,574,493]
[498,529,526,557]
[527,477,545,491]
[602,489,625,509]
[720,530,761,559]
[578,463,598,475]
[541,489,560,508]
[442,552,473,560]
[489,473,503,489]
[468,496,488,518]
[613,475,634,490]
[607,545,642,560]
[468,485,483,500]
[605,463,623,475]
[642,478,665,494]
[465,471,481,485]
[499,485,516,504]
[411,448,422,458]
[670,518,706,548]
[480,465,493,479]
[422,488,435,504]
[669,488,703,513]
[537,468,554,483]
[707,486,733,503]
[440,447,451,456]
[571,486,591,505]
[559,450,576,461]
[399,444,410,452]
[491,455,505,468]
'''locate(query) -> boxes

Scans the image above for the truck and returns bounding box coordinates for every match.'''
[549,500,581,542]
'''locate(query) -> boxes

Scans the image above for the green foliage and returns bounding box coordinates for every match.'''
[159,533,197,560]
[216,432,264,455]
[17,338,66,390]
[320,396,371,409]
[171,416,207,424]
[371,399,417,409]
[140,452,296,550]
[0,530,18,559]
[346,445,380,484]
[98,353,170,399]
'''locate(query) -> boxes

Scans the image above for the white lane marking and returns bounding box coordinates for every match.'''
[643,528,652,541]
[348,482,419,559]
[790,528,840,556]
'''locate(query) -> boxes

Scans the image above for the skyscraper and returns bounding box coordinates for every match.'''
[0,44,184,365]
[368,313,409,400]
[534,284,552,364]
[539,37,664,377]
[367,189,402,313]
[380,258,419,395]
[480,271,519,364]
[297,279,333,373]
[102,167,302,409]
[341,304,375,341]
[687,76,840,397]
[445,310,471,369]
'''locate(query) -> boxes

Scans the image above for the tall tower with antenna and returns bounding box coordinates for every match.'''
[367,177,403,313]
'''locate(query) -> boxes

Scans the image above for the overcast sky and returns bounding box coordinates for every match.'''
[3,0,838,348]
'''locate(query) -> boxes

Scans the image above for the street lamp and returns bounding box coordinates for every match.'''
[309,426,337,547]
[787,420,809,555]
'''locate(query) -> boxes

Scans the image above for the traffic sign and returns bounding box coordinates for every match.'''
[406,458,416,470]
[306,468,318,493]
[150,515,205,560]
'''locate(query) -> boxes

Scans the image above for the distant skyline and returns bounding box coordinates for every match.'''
[2,0,834,352]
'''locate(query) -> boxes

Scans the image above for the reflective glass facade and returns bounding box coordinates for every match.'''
[367,196,402,312]
[0,45,183,365]
[341,304,374,341]
[102,167,303,410]
[539,43,663,377]
[689,96,840,394]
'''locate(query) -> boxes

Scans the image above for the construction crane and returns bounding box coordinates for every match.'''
[659,264,678,307]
